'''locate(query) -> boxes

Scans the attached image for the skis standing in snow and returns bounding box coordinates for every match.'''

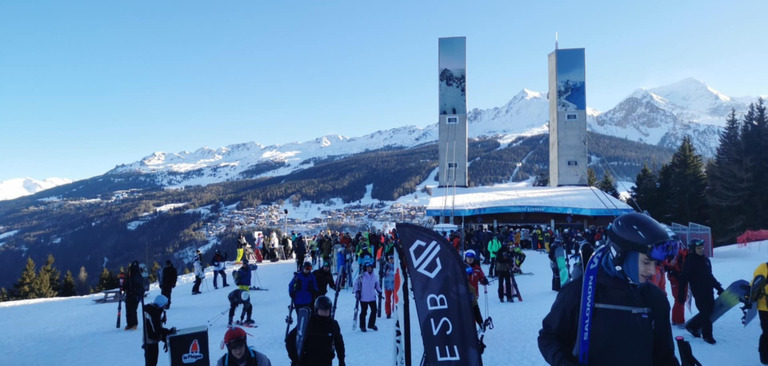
[286,295,346,366]
[538,212,680,366]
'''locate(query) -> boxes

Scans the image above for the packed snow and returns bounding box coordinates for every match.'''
[1,241,767,365]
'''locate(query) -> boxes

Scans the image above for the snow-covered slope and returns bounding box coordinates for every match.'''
[1,241,765,365]
[0,177,72,201]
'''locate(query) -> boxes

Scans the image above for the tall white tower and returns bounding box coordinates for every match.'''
[438,37,468,188]
[548,47,587,186]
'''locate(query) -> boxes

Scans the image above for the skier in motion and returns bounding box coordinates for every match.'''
[538,212,680,366]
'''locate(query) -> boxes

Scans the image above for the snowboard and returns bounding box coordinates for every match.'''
[352,300,360,331]
[743,275,766,326]
[555,246,570,287]
[294,307,311,362]
[685,279,749,333]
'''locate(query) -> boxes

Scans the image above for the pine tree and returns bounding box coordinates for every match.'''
[76,266,90,295]
[630,163,659,214]
[60,270,77,297]
[666,136,708,225]
[96,268,118,292]
[14,257,38,299]
[707,109,746,243]
[597,171,620,198]
[36,254,60,298]
[0,287,9,302]
[587,167,598,187]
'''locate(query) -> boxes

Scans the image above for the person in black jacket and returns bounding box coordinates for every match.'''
[681,238,724,344]
[538,212,680,366]
[125,260,145,330]
[286,295,345,366]
[312,261,336,297]
[294,233,308,272]
[160,260,177,309]
[227,289,254,326]
[212,250,229,289]
[143,294,176,366]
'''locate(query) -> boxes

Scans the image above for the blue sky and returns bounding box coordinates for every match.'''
[1,1,766,182]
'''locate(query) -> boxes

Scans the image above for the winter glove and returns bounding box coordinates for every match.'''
[481,278,489,286]
[716,287,724,296]
[355,292,361,301]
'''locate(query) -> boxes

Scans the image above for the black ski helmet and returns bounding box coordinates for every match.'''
[607,212,671,263]
[314,295,332,311]
[688,238,705,250]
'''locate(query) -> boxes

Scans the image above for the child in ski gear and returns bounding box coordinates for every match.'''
[143,294,176,366]
[354,260,382,331]
[751,262,768,364]
[160,260,177,309]
[125,260,144,330]
[313,261,336,297]
[192,250,204,294]
[227,289,254,326]
[464,250,489,330]
[236,259,253,291]
[681,238,725,344]
[218,326,272,366]
[290,261,319,309]
[383,255,396,318]
[285,296,346,366]
[538,212,680,366]
[510,245,526,274]
[212,250,229,289]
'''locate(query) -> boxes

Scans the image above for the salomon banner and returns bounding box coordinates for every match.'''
[395,223,481,366]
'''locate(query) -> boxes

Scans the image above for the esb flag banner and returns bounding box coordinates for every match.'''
[395,223,481,366]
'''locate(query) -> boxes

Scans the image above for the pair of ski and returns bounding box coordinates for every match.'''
[285,301,312,364]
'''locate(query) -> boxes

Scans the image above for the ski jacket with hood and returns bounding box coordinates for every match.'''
[680,252,723,300]
[538,257,679,366]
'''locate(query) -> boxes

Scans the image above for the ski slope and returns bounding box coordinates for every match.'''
[2,242,767,365]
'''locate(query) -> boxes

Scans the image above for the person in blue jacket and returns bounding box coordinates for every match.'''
[289,261,319,309]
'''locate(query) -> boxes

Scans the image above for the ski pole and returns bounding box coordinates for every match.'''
[255,270,263,289]
[207,308,230,326]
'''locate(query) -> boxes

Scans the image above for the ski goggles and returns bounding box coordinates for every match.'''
[228,337,246,350]
[647,240,680,262]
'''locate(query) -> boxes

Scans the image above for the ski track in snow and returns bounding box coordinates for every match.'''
[1,242,767,365]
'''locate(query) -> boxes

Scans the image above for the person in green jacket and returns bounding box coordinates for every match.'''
[487,234,502,278]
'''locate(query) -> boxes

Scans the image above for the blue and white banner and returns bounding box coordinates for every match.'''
[396,223,481,366]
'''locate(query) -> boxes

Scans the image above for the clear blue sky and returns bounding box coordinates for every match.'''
[1,1,766,182]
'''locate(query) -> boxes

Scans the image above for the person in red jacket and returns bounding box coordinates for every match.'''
[665,242,689,325]
[464,249,489,331]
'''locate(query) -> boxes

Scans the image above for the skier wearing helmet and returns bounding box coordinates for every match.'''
[285,296,346,366]
[290,261,319,310]
[353,260,382,332]
[464,249,489,330]
[227,289,254,326]
[538,212,680,366]
[681,238,724,344]
[218,326,272,366]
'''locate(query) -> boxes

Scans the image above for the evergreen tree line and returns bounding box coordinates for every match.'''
[628,100,768,245]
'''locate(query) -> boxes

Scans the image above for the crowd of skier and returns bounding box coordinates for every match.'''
[115,212,768,366]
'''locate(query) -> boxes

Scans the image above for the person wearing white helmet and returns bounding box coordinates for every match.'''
[143,294,176,366]
[464,249,489,330]
[227,289,254,326]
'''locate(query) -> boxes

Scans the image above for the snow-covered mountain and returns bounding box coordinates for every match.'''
[591,78,752,156]
[2,78,760,199]
[0,177,72,201]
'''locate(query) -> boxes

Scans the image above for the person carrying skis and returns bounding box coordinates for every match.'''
[217,326,272,366]
[212,250,229,289]
[235,259,253,291]
[464,249,490,331]
[227,289,255,326]
[681,238,725,344]
[192,250,204,295]
[538,212,680,366]
[160,260,177,309]
[124,260,145,330]
[290,261,319,310]
[382,255,396,318]
[547,239,563,292]
[313,261,336,297]
[354,260,382,332]
[142,294,176,366]
[285,295,346,366]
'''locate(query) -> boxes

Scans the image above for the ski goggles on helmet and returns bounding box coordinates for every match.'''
[647,240,680,262]
[228,337,246,350]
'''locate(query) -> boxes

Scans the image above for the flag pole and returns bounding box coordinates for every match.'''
[396,241,412,366]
